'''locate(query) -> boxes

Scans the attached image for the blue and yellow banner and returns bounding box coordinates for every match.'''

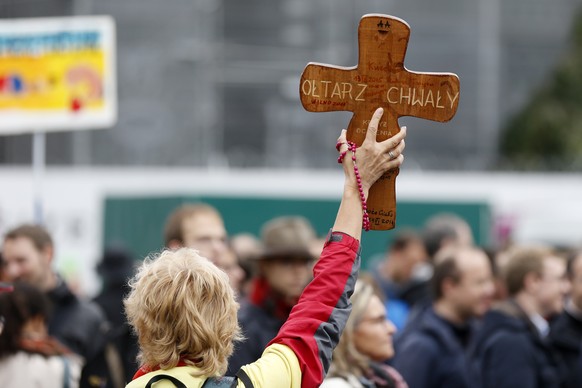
[0,16,116,134]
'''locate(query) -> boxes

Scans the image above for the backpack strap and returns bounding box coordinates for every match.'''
[144,370,254,388]
[201,376,236,387]
[144,374,187,388]
[234,369,254,388]
[203,369,254,388]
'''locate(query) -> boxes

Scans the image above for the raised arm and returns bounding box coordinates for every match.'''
[240,108,406,388]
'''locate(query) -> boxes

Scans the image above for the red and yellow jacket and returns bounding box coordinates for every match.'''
[127,231,360,388]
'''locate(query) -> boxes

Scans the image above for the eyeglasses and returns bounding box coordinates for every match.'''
[358,315,388,326]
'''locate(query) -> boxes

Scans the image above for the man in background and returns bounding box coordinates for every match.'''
[163,203,244,293]
[402,213,476,322]
[549,250,582,388]
[470,246,569,388]
[227,215,316,374]
[372,229,427,329]
[2,224,119,387]
[393,246,495,388]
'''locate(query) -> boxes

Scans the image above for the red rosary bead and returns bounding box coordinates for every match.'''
[337,141,371,231]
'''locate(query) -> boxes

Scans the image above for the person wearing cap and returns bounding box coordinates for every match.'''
[227,216,317,374]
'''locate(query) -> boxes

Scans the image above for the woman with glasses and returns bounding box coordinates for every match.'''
[321,277,408,388]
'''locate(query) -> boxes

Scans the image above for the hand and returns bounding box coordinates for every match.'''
[337,107,406,195]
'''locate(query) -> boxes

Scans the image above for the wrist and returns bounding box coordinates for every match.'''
[339,141,371,231]
[344,181,369,199]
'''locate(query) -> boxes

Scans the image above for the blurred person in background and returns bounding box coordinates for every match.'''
[422,214,474,262]
[392,246,494,388]
[549,250,582,388]
[230,232,264,298]
[230,233,263,263]
[222,246,248,297]
[469,246,569,388]
[123,107,407,387]
[1,224,117,387]
[0,256,7,337]
[93,244,140,385]
[401,214,476,324]
[227,215,317,374]
[0,252,6,282]
[164,203,245,293]
[371,229,428,330]
[0,252,12,307]
[488,246,511,302]
[321,277,408,388]
[309,236,327,261]
[0,281,83,387]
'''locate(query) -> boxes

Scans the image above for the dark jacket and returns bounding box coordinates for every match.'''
[549,306,582,388]
[392,307,474,388]
[48,277,115,387]
[227,277,293,375]
[469,300,563,388]
[94,281,140,384]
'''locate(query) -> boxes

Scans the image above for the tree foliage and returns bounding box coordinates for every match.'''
[499,10,582,170]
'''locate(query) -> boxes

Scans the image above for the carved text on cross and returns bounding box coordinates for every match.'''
[300,14,460,230]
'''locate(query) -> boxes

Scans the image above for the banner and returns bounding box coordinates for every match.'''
[0,16,116,134]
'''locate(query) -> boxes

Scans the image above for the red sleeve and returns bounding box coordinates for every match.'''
[267,231,361,388]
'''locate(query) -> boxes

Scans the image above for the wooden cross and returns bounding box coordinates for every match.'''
[300,14,460,230]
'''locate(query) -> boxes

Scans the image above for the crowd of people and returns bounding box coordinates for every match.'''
[0,107,581,388]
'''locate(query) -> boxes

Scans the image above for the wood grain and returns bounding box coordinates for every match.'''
[300,14,460,230]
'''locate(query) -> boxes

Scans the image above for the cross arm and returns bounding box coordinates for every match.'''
[300,63,360,113]
[388,71,460,122]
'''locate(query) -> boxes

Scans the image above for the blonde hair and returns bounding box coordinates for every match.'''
[124,248,242,376]
[327,279,375,379]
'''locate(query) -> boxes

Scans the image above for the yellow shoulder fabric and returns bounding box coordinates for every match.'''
[239,344,302,388]
[125,366,206,388]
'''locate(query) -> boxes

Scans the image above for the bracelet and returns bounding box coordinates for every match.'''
[336,141,371,231]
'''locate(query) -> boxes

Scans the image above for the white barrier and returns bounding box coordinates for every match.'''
[1,167,581,295]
